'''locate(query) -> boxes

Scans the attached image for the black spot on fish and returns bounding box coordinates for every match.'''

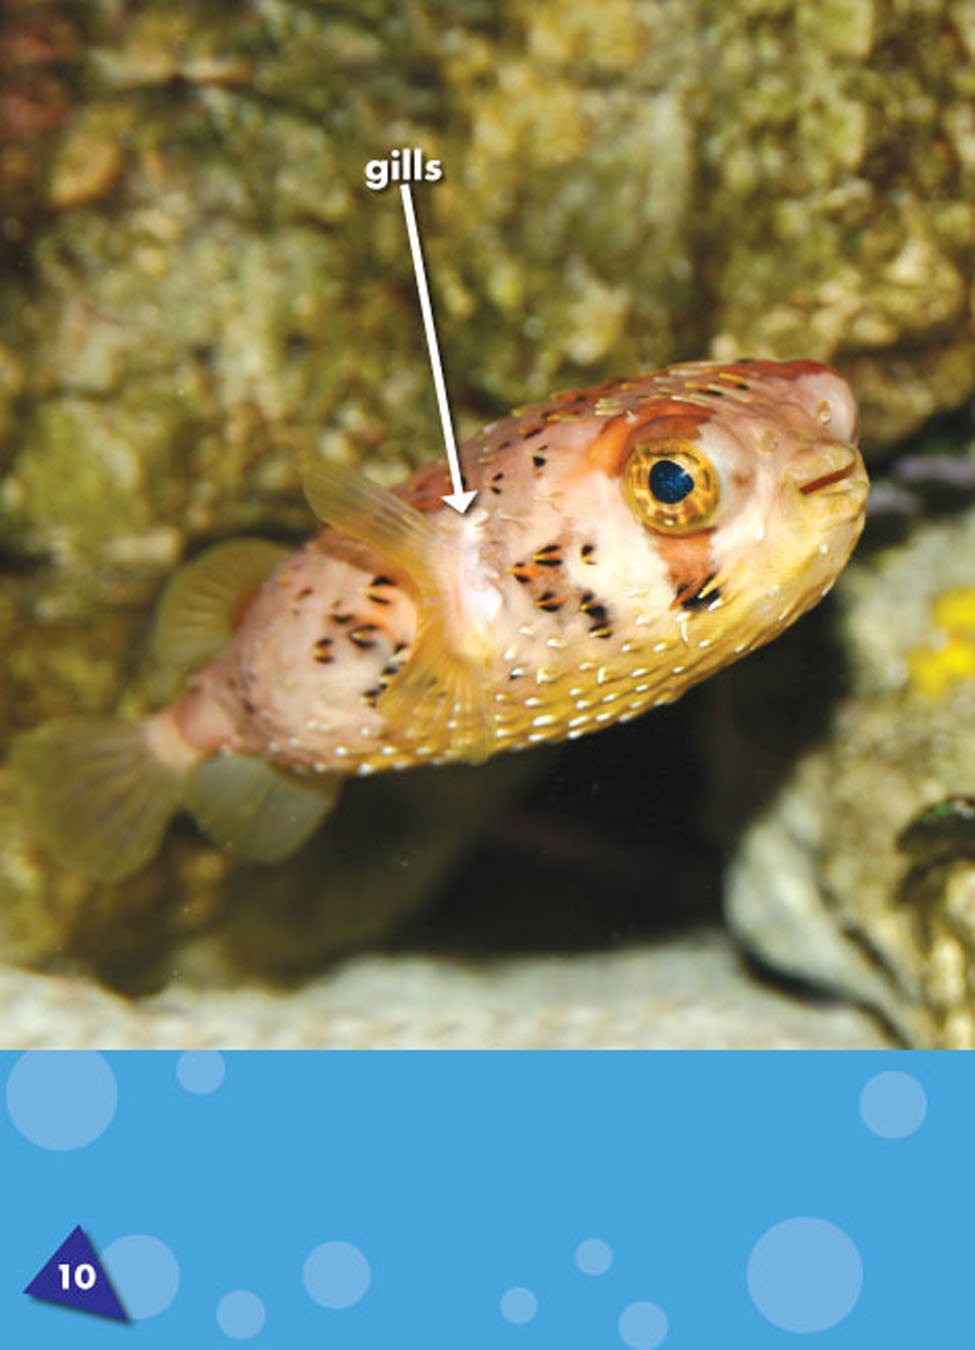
[367,575,394,605]
[580,543,596,564]
[296,587,313,599]
[313,637,334,664]
[536,590,563,612]
[369,658,405,705]
[533,543,562,567]
[349,623,381,649]
[580,591,612,636]
[680,575,722,611]
[331,611,352,625]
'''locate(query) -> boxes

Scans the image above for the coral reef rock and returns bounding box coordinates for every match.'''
[723,477,975,1048]
[2,0,973,992]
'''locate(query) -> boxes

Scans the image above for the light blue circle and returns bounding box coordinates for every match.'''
[303,1241,370,1309]
[5,1052,117,1150]
[576,1237,613,1275]
[859,1071,927,1139]
[500,1287,538,1325]
[217,1290,266,1339]
[102,1235,180,1320]
[619,1301,668,1348]
[747,1217,863,1333]
[177,1051,226,1095]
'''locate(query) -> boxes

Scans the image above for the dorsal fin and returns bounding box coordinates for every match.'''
[302,456,496,763]
[152,538,289,674]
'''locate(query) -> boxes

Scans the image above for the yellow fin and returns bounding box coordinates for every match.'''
[185,753,340,862]
[153,538,289,674]
[9,717,188,881]
[378,624,495,764]
[303,456,496,763]
[302,455,438,581]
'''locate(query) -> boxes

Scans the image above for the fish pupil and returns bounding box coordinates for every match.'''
[649,459,694,504]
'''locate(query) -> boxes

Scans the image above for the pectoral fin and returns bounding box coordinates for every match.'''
[302,454,437,582]
[303,456,496,763]
[377,623,495,763]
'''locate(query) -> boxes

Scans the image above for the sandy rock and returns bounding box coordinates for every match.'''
[0,929,891,1049]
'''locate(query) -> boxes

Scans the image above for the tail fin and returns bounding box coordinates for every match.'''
[9,717,189,881]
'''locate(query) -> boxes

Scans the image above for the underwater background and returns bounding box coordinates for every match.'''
[0,0,973,1046]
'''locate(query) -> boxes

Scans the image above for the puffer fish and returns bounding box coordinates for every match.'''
[12,358,869,880]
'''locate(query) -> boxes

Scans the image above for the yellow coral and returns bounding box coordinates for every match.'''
[932,589,975,638]
[910,588,975,697]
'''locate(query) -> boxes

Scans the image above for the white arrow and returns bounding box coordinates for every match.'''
[399,183,477,515]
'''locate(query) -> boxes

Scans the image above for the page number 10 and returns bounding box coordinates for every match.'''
[58,1263,97,1291]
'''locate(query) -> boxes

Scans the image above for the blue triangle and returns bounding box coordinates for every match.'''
[25,1225,130,1323]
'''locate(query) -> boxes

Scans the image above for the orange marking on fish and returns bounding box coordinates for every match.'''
[400,461,451,513]
[653,531,719,609]
[587,406,712,476]
[232,589,261,631]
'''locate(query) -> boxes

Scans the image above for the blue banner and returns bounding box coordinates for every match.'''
[0,1052,964,1345]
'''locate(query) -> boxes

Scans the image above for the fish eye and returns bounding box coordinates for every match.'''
[648,458,694,504]
[623,439,720,534]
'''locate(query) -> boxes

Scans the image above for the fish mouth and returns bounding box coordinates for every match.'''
[799,463,854,495]
[789,441,866,498]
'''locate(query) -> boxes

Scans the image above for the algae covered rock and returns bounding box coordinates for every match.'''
[1,0,973,993]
